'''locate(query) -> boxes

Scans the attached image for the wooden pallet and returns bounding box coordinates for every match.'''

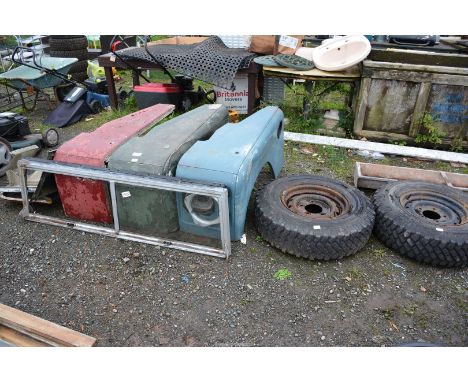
[0,303,96,347]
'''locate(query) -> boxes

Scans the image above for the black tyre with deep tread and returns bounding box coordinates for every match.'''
[49,49,88,61]
[50,35,84,40]
[70,71,88,82]
[49,36,88,51]
[373,181,468,267]
[68,60,88,74]
[254,175,375,260]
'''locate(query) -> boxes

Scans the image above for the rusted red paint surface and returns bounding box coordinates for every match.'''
[54,103,175,223]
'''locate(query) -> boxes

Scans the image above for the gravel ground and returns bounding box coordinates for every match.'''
[0,102,467,347]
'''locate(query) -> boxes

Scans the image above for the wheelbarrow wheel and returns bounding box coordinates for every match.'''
[373,181,468,267]
[0,137,13,177]
[254,175,375,260]
[42,128,59,147]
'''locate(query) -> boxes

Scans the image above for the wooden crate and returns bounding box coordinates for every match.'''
[353,60,468,148]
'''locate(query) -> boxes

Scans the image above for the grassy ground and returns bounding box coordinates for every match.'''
[265,80,352,135]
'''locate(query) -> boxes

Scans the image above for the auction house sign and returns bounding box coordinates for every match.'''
[214,74,248,114]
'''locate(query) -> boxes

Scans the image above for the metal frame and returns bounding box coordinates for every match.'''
[17,158,231,259]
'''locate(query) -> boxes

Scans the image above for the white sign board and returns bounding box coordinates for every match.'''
[214,74,249,114]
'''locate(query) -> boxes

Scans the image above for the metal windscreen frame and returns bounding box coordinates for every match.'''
[17,158,231,259]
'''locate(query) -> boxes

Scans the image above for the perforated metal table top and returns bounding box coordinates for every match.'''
[117,36,257,90]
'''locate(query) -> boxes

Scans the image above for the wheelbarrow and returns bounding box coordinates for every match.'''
[0,47,77,111]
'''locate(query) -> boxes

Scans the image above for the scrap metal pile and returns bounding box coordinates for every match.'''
[1,100,466,267]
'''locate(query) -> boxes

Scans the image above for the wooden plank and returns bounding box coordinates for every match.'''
[356,129,468,148]
[364,60,468,76]
[284,132,468,164]
[357,130,413,141]
[353,77,371,135]
[263,65,361,81]
[367,48,468,68]
[364,69,468,86]
[0,304,96,347]
[354,162,468,191]
[0,325,46,347]
[408,82,432,137]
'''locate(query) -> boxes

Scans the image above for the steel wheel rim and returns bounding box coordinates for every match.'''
[400,190,468,226]
[281,184,351,219]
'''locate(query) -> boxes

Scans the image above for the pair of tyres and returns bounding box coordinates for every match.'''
[49,35,88,83]
[254,175,468,267]
[49,36,88,51]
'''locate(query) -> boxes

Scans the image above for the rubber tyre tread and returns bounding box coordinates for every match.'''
[68,60,88,74]
[373,181,468,267]
[50,35,84,40]
[254,175,375,260]
[49,49,88,61]
[49,36,88,51]
[70,71,88,82]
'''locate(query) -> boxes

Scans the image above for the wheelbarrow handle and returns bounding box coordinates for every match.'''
[11,46,39,67]
[12,46,86,88]
[109,35,134,52]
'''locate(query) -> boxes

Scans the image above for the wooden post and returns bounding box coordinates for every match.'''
[408,82,431,137]
[104,66,118,110]
[247,72,257,115]
[132,69,141,86]
[353,77,371,136]
[303,81,315,119]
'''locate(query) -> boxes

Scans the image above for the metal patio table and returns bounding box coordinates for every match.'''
[97,53,262,114]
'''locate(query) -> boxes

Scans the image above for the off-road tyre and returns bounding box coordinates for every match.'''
[254,175,375,260]
[49,48,88,61]
[49,36,88,51]
[373,181,468,267]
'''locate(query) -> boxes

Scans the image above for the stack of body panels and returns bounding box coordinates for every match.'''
[106,104,229,235]
[54,103,175,223]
